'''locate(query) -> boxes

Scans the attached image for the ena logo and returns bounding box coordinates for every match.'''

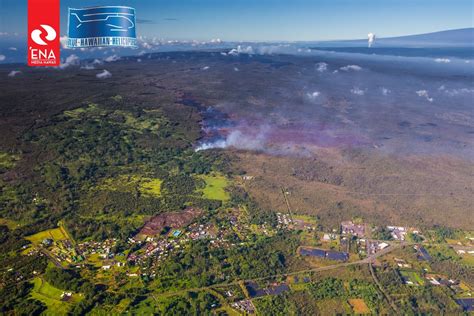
[28,0,60,66]
[31,24,57,46]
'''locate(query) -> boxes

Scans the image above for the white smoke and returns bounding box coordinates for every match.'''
[196,127,269,151]
[368,33,376,48]
[96,69,112,79]
[7,70,21,77]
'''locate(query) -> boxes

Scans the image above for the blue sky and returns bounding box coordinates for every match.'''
[0,0,473,41]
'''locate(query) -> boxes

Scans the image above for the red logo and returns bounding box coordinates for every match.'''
[28,0,60,66]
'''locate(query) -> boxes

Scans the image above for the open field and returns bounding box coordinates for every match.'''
[25,227,69,245]
[30,277,81,315]
[197,173,230,201]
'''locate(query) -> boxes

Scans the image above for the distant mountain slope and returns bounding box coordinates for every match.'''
[318,28,474,47]
[380,28,474,46]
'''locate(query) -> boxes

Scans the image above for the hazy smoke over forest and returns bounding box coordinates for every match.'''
[195,46,474,159]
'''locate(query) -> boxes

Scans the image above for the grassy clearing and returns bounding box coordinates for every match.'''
[63,103,100,119]
[63,107,87,118]
[25,227,68,245]
[348,298,370,314]
[30,277,81,315]
[459,254,474,266]
[292,214,318,223]
[140,178,163,197]
[63,104,166,136]
[316,298,352,314]
[115,110,166,134]
[80,214,148,229]
[0,152,20,170]
[197,173,230,201]
[0,217,21,229]
[96,174,162,197]
[400,270,424,286]
[130,297,158,314]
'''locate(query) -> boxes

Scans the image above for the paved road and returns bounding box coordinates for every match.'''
[39,248,64,269]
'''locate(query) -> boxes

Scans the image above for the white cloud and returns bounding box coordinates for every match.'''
[351,87,366,95]
[7,70,21,77]
[141,41,152,49]
[137,58,142,63]
[226,44,295,56]
[316,62,328,72]
[81,64,95,70]
[92,59,103,65]
[416,90,433,102]
[306,91,321,100]
[96,69,112,79]
[228,45,254,56]
[439,85,474,96]
[340,64,362,71]
[8,47,17,51]
[434,58,450,63]
[58,54,80,69]
[60,35,69,49]
[297,48,311,53]
[104,54,120,62]
[0,55,5,61]
[381,87,391,96]
[233,67,239,72]
[202,66,210,70]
